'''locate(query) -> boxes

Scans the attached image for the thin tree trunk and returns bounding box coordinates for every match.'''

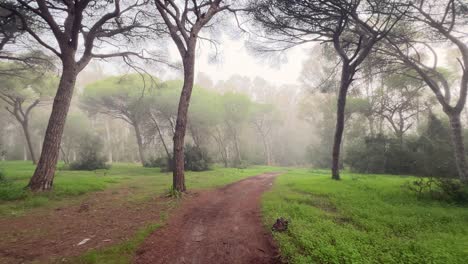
[28,64,77,191]
[133,122,146,166]
[105,120,113,163]
[448,113,468,182]
[21,121,36,164]
[212,128,228,167]
[151,115,171,159]
[261,133,272,165]
[23,145,27,161]
[332,64,352,180]
[60,145,69,164]
[233,130,242,165]
[173,50,196,192]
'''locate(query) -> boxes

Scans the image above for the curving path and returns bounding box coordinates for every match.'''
[134,172,282,264]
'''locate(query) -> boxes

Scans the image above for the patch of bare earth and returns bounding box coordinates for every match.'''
[0,187,169,264]
[134,172,282,264]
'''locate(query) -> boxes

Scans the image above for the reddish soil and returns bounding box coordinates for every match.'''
[0,187,169,264]
[134,172,282,264]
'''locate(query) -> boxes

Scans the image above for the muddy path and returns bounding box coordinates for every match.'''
[134,172,282,264]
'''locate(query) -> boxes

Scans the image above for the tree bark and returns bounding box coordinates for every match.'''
[448,113,468,182]
[21,120,36,164]
[27,64,77,191]
[173,50,196,192]
[331,64,352,180]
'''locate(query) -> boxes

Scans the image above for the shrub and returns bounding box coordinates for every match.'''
[434,179,468,203]
[69,133,109,171]
[406,177,468,203]
[144,145,211,172]
[184,145,211,171]
[144,156,173,172]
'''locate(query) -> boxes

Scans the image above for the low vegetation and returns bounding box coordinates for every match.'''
[262,169,468,264]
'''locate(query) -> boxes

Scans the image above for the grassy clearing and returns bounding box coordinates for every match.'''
[262,169,468,264]
[0,161,280,216]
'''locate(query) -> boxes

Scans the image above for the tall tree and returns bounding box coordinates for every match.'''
[0,62,57,164]
[376,72,426,145]
[383,0,468,182]
[153,0,230,191]
[0,0,155,191]
[250,103,280,165]
[222,92,252,166]
[81,74,158,166]
[250,0,403,180]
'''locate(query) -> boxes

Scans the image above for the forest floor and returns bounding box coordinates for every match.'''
[134,172,281,264]
[0,162,280,264]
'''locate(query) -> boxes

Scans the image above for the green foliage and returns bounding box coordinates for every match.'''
[144,156,173,172]
[406,177,468,203]
[184,144,211,171]
[166,185,183,198]
[81,74,158,120]
[69,133,109,171]
[0,61,58,99]
[144,145,211,172]
[345,114,460,179]
[263,169,468,264]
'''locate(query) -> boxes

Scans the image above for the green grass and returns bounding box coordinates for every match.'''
[0,161,280,216]
[262,169,468,264]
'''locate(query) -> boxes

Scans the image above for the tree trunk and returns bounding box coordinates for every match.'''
[27,64,77,191]
[261,133,272,165]
[233,130,242,165]
[21,120,36,164]
[213,128,228,167]
[152,115,171,159]
[448,113,468,182]
[331,64,352,180]
[133,122,146,166]
[60,145,69,164]
[172,51,196,192]
[105,120,113,163]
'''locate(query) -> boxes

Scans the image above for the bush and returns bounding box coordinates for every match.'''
[144,145,211,172]
[144,156,173,172]
[184,145,211,171]
[69,133,109,171]
[434,179,468,203]
[406,177,468,203]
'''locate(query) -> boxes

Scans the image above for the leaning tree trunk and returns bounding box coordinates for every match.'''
[21,120,37,165]
[448,113,468,182]
[152,116,171,159]
[173,50,196,192]
[27,64,77,191]
[331,64,352,180]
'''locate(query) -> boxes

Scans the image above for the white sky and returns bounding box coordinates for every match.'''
[194,35,308,85]
[157,33,309,86]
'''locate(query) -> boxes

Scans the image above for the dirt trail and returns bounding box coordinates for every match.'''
[134,172,282,264]
[0,187,168,264]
